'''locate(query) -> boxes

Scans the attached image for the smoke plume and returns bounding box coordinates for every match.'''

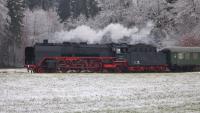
[53,21,154,44]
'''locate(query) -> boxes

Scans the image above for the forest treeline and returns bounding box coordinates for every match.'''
[0,0,200,67]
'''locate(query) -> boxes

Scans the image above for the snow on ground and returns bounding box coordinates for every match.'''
[0,69,27,74]
[0,69,200,113]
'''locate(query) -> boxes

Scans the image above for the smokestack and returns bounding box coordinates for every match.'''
[43,39,48,44]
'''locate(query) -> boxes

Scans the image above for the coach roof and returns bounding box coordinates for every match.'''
[162,47,200,52]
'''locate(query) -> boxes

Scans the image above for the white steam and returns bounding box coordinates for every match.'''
[53,21,154,44]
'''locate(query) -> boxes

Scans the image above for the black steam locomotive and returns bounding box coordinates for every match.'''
[25,40,200,73]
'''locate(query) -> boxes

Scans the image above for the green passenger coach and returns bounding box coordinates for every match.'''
[161,47,200,71]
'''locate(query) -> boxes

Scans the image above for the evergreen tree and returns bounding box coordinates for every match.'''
[57,0,71,22]
[87,0,99,18]
[79,0,88,17]
[0,0,9,67]
[7,0,25,45]
[70,0,80,18]
[7,0,25,66]
[25,0,55,10]
[57,0,100,22]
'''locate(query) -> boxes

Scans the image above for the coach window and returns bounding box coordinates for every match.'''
[178,53,184,60]
[192,53,198,60]
[185,53,190,60]
[174,54,177,59]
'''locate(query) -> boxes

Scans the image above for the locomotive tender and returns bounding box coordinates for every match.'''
[25,40,200,73]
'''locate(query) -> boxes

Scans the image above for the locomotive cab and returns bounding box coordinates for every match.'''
[112,44,128,60]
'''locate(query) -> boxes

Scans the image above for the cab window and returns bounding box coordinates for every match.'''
[121,48,128,53]
[116,48,121,54]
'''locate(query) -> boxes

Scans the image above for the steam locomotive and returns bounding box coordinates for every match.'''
[25,40,200,73]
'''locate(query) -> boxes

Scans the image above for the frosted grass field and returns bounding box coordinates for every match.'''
[0,69,200,113]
